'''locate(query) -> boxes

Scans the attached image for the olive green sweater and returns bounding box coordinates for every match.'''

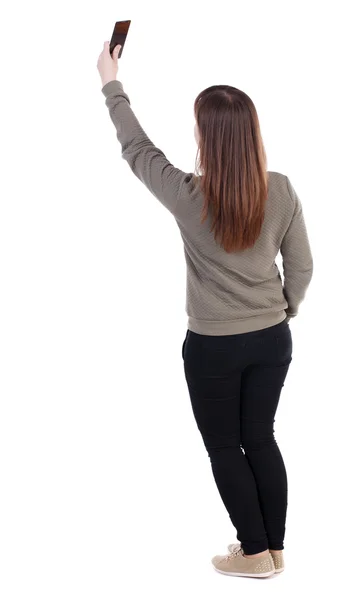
[102,80,313,336]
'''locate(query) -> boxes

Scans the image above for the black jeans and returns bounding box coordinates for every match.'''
[182,319,292,555]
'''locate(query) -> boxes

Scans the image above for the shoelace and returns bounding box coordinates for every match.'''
[225,546,243,562]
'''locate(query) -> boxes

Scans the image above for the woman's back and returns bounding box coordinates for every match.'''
[175,170,312,335]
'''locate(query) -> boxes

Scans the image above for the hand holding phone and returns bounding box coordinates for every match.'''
[110,20,131,58]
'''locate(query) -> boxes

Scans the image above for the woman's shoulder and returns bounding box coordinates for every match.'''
[267,170,287,181]
[267,171,291,194]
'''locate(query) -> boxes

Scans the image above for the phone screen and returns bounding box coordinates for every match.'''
[110,20,131,58]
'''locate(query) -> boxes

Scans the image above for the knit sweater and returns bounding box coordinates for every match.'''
[102,80,313,336]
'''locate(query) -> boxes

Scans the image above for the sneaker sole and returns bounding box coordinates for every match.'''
[213,565,275,578]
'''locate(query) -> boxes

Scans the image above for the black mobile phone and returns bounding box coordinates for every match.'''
[110,20,131,58]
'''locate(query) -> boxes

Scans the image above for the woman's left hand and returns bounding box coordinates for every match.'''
[97,41,121,88]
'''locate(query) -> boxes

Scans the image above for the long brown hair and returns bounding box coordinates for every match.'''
[194,85,268,253]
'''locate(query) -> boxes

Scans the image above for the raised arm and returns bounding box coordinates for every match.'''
[102,80,189,215]
[280,177,314,320]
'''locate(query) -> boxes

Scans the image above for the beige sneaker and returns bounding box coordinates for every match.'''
[212,545,275,578]
[228,543,284,573]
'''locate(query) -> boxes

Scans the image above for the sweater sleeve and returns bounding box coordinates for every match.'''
[280,177,314,319]
[101,80,188,215]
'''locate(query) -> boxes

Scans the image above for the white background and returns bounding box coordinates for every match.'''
[1,0,351,598]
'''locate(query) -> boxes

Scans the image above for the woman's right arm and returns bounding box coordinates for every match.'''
[281,177,314,320]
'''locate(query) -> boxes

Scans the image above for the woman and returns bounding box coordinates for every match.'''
[97,42,313,579]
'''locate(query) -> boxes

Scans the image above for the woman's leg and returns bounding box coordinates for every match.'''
[240,327,292,550]
[183,331,269,555]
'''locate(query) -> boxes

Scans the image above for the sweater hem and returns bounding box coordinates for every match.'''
[187,310,288,336]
